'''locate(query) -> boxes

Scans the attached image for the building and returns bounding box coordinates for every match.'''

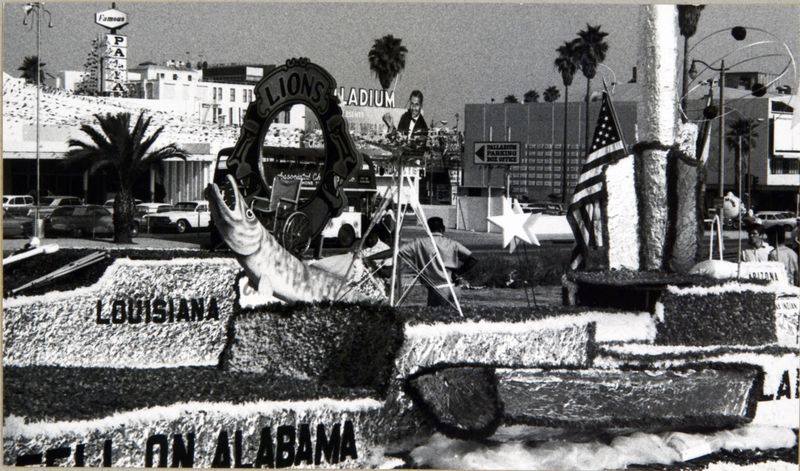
[462,84,800,211]
[55,70,87,92]
[125,61,302,128]
[462,98,637,202]
[2,71,236,205]
[201,63,275,84]
[3,66,421,207]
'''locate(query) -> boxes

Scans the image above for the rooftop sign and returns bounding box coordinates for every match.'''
[95,8,128,30]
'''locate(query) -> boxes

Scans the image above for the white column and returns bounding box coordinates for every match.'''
[637,4,679,270]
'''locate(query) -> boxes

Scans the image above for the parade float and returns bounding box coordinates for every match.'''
[3,6,799,469]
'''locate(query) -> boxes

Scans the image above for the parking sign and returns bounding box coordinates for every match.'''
[474,142,521,165]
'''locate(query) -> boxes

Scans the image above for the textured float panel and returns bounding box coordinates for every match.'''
[656,284,777,345]
[3,399,385,468]
[221,302,403,391]
[3,259,241,368]
[605,155,640,270]
[393,321,595,378]
[497,367,759,430]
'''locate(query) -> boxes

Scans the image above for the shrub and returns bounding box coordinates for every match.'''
[461,245,574,288]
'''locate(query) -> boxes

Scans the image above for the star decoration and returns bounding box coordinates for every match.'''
[487,197,542,253]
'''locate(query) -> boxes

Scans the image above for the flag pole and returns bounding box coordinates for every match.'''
[602,79,629,154]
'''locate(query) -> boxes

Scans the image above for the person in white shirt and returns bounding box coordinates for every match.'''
[741,222,772,262]
[368,217,477,307]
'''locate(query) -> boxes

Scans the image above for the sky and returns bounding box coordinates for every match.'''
[3,2,798,122]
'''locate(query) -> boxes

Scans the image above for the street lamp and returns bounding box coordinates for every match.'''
[22,2,54,239]
[597,63,617,94]
[686,25,796,221]
[689,58,730,204]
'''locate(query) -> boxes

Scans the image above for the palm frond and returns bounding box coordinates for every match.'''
[368,34,408,90]
[575,24,610,80]
[555,40,580,87]
[678,5,705,39]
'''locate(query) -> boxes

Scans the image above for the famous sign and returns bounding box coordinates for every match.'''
[95,8,128,30]
[474,142,521,165]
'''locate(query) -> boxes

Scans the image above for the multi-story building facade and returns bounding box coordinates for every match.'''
[462,99,637,202]
[125,62,302,128]
[462,84,800,211]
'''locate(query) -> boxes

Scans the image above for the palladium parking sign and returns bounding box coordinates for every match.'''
[474,142,521,165]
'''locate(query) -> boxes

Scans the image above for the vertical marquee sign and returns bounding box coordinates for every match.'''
[94,5,129,96]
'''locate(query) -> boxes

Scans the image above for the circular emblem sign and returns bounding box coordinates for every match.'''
[223,58,361,255]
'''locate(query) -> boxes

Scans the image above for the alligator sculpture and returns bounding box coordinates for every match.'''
[206,175,375,303]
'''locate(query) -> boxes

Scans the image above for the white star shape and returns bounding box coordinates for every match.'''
[487,197,542,253]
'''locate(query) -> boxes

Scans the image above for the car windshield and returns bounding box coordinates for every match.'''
[157,206,173,213]
[174,202,197,211]
[40,197,56,205]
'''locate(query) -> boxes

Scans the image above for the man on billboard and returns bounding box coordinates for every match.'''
[386,90,429,145]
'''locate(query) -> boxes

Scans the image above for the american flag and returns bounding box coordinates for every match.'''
[567,90,628,270]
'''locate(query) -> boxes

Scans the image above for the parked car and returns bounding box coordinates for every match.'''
[27,195,83,219]
[2,208,33,239]
[3,195,34,216]
[46,205,115,238]
[103,198,143,214]
[754,211,797,231]
[520,202,564,215]
[134,203,173,233]
[144,201,211,233]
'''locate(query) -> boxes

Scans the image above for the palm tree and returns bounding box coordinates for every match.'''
[368,34,408,91]
[523,89,540,103]
[678,5,705,120]
[543,86,561,191]
[725,117,759,199]
[555,39,580,203]
[574,24,610,153]
[504,94,519,103]
[543,86,560,104]
[64,111,189,243]
[18,55,46,84]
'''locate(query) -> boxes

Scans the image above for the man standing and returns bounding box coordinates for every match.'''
[741,222,772,262]
[369,217,477,307]
[395,90,429,143]
[767,225,799,286]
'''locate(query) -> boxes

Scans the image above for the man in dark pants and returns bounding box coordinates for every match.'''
[369,217,477,307]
